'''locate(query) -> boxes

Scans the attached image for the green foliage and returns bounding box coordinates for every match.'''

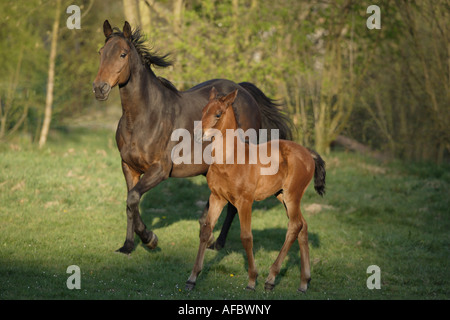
[0,0,448,162]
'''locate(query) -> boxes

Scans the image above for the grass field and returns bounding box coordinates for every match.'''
[0,128,449,300]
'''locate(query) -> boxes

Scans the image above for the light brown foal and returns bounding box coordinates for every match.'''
[186,87,326,292]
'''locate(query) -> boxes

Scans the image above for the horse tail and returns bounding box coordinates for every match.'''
[239,82,293,141]
[307,148,326,197]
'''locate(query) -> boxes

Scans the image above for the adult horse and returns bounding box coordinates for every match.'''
[93,20,292,254]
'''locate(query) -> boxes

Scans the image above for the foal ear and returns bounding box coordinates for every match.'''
[123,21,132,39]
[223,89,238,107]
[103,20,113,38]
[209,87,218,100]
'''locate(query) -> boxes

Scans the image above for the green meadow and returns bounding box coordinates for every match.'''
[0,128,448,300]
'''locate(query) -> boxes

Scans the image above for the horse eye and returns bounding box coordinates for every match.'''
[215,112,222,119]
[120,53,127,58]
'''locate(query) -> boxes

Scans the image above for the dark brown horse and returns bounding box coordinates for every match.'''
[186,88,325,292]
[93,21,292,254]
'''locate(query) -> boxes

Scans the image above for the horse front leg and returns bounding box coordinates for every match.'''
[117,161,169,254]
[116,161,140,254]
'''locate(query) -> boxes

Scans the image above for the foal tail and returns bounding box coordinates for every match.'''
[239,82,293,141]
[308,149,326,197]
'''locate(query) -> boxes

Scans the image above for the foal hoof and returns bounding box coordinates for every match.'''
[298,278,311,293]
[245,285,256,291]
[144,233,158,250]
[264,282,275,291]
[185,280,196,291]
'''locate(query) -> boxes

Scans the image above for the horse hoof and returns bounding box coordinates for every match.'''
[298,278,311,293]
[264,282,275,291]
[245,285,256,291]
[207,241,223,251]
[185,280,196,291]
[144,233,158,250]
[116,240,134,254]
[116,248,131,255]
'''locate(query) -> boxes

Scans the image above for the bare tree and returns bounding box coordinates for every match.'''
[123,0,141,25]
[38,0,61,148]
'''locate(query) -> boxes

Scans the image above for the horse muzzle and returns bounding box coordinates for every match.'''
[93,81,111,101]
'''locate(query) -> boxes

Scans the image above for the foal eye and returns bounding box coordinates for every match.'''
[215,113,222,119]
[120,53,127,58]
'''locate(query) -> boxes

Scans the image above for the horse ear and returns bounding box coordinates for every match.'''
[209,87,218,100]
[123,21,132,39]
[103,20,113,38]
[223,89,238,107]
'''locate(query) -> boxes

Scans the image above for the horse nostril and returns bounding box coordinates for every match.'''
[93,82,111,100]
[100,82,111,94]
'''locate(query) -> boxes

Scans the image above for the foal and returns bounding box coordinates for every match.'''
[186,88,326,292]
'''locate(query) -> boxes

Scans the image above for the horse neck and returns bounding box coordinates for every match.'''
[118,53,172,126]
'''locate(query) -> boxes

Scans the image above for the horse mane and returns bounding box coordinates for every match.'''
[107,27,179,95]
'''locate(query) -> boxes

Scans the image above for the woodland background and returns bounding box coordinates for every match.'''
[1,0,449,301]
[0,0,449,163]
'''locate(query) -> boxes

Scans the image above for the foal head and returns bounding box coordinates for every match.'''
[201,87,238,141]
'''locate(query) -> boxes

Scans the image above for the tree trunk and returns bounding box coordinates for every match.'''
[173,0,184,34]
[123,0,141,26]
[139,0,151,33]
[38,0,61,148]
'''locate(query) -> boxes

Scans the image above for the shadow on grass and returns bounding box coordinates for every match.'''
[190,228,320,291]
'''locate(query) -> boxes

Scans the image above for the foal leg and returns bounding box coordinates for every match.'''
[199,202,238,250]
[211,203,237,250]
[298,215,311,292]
[238,201,258,290]
[198,199,215,248]
[186,194,227,290]
[265,200,303,291]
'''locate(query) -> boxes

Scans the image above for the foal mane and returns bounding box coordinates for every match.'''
[106,27,179,95]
